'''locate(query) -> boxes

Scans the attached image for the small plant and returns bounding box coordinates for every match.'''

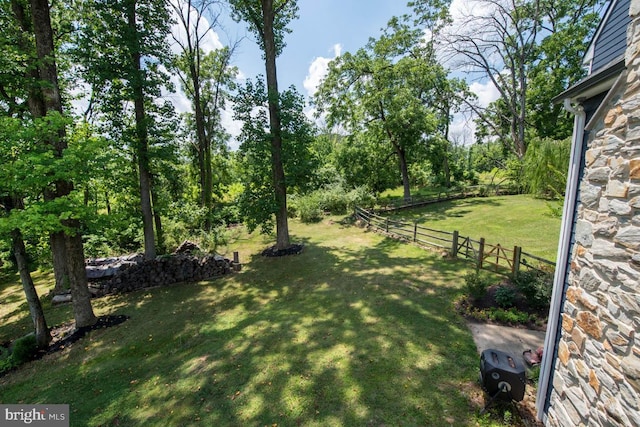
[464,272,492,302]
[0,346,14,375]
[514,269,553,311]
[11,334,38,365]
[494,285,517,308]
[528,364,541,385]
[0,335,39,375]
[487,308,532,325]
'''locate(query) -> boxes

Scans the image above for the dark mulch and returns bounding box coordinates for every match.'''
[261,243,304,257]
[1,315,129,379]
[45,314,129,354]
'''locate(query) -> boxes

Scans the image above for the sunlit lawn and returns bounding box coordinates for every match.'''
[388,195,562,262]
[1,217,518,426]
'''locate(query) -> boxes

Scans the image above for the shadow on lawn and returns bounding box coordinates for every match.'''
[1,225,492,426]
[90,234,481,425]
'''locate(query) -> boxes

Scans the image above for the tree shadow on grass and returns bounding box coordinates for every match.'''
[1,224,497,426]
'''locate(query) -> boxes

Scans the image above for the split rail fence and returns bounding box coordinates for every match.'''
[354,206,555,277]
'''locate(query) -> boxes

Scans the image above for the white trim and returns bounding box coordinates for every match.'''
[536,99,586,421]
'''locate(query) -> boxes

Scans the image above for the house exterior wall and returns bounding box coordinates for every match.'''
[545,2,640,425]
[592,0,631,73]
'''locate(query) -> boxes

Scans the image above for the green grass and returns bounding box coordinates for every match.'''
[388,195,561,262]
[0,217,525,426]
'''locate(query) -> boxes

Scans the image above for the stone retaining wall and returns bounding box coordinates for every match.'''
[545,3,640,425]
[89,254,233,297]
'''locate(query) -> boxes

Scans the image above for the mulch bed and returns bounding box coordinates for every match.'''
[45,314,129,354]
[261,243,304,257]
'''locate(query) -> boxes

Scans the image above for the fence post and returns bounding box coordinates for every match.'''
[451,230,459,258]
[413,222,418,243]
[385,218,389,233]
[512,246,522,278]
[477,238,485,272]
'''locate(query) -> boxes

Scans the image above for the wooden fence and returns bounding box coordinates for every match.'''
[354,206,555,277]
[377,184,522,212]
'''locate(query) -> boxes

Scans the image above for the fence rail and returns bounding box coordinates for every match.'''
[378,184,522,212]
[354,206,555,277]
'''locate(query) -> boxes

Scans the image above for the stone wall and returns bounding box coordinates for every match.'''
[545,2,640,425]
[89,254,233,296]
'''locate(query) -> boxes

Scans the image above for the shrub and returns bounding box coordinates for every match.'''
[11,335,38,365]
[514,269,553,311]
[0,346,14,375]
[487,308,532,325]
[289,184,375,223]
[465,272,492,301]
[494,285,517,308]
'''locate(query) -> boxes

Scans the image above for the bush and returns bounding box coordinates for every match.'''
[0,346,14,375]
[289,184,375,223]
[465,272,493,301]
[494,285,517,308]
[514,269,553,311]
[11,334,37,365]
[487,308,533,325]
[290,193,323,223]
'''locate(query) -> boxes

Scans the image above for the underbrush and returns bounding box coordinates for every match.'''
[457,270,552,329]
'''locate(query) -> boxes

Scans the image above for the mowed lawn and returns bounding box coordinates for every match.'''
[389,195,562,262]
[0,217,499,426]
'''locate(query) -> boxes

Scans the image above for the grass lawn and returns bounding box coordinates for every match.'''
[1,217,523,426]
[388,195,562,262]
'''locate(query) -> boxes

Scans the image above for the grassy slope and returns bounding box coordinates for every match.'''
[388,195,561,262]
[0,218,496,426]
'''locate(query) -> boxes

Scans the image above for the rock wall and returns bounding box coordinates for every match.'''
[545,3,640,425]
[89,254,233,296]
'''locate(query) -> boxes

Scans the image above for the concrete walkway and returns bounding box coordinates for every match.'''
[467,321,547,363]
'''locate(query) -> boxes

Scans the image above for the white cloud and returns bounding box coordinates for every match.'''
[469,79,500,108]
[303,44,342,97]
[169,1,224,55]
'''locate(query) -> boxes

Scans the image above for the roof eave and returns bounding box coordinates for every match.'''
[552,58,626,104]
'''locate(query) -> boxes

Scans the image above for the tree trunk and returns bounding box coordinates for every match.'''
[126,0,156,260]
[397,147,411,202]
[63,221,97,328]
[28,0,96,327]
[150,183,165,255]
[12,229,51,348]
[261,0,290,250]
[50,231,69,294]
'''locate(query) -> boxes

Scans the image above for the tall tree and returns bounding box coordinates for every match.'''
[234,80,317,235]
[75,0,175,259]
[315,18,455,201]
[5,0,96,328]
[227,0,298,251]
[171,0,238,229]
[0,124,52,348]
[443,0,603,157]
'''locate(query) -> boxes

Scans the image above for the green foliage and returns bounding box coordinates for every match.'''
[314,17,465,199]
[494,285,517,308]
[289,183,376,223]
[11,334,38,365]
[514,269,553,311]
[523,136,571,199]
[464,272,492,301]
[486,308,533,325]
[227,0,299,58]
[234,79,319,235]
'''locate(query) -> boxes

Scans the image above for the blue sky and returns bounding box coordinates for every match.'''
[168,0,501,147]
[224,0,413,94]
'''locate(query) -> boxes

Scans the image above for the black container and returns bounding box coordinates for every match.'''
[480,349,526,402]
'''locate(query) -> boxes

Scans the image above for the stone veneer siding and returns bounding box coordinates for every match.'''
[545,2,640,426]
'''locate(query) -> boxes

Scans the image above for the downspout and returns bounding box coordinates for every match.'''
[536,98,586,421]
